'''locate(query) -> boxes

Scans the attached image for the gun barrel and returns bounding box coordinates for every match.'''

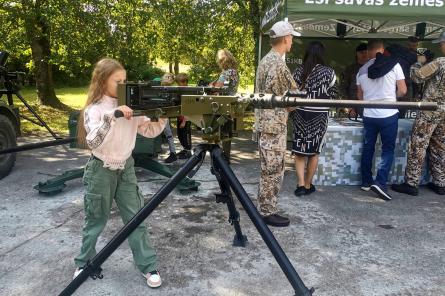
[245,94,438,111]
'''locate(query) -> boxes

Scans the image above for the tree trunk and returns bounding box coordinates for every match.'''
[174,60,179,75]
[31,38,63,108]
[24,7,67,109]
[249,0,262,71]
[169,63,173,73]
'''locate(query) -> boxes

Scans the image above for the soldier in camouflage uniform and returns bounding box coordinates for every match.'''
[392,31,445,196]
[255,21,299,227]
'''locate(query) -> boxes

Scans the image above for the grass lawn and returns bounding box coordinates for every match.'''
[15,87,88,136]
[12,85,254,137]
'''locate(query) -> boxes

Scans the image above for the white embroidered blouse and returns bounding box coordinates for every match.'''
[84,95,166,170]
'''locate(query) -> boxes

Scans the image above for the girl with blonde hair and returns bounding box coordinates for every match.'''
[210,49,239,95]
[74,58,166,288]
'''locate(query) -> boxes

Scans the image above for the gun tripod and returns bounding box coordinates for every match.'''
[59,144,314,296]
[0,88,59,139]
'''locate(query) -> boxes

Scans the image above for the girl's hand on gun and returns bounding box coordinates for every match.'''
[117,105,133,120]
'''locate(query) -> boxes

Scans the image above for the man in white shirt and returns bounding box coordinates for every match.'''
[356,39,407,200]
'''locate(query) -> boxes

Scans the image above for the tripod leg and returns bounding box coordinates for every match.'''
[14,91,60,139]
[211,146,314,296]
[58,147,207,296]
[211,157,247,247]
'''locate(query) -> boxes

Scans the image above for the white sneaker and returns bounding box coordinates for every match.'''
[73,267,83,279]
[143,270,162,288]
[360,186,371,192]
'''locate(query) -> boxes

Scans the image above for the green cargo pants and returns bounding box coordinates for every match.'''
[74,156,157,274]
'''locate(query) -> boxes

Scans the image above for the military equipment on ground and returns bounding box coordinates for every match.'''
[0,51,60,179]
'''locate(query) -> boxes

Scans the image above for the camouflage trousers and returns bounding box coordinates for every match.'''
[405,111,445,187]
[257,133,286,216]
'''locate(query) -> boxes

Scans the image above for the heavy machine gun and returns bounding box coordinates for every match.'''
[0,51,61,179]
[0,51,59,139]
[116,83,438,151]
[0,52,23,92]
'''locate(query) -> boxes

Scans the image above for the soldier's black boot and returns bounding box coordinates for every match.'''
[262,214,290,227]
[391,183,419,196]
[427,182,445,195]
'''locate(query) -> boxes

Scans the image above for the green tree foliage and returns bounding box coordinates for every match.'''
[0,0,265,107]
[149,0,267,87]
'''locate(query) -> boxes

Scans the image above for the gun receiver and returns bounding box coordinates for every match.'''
[117,83,244,144]
[117,82,229,110]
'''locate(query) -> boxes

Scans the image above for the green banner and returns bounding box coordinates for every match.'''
[287,0,445,22]
[261,0,286,31]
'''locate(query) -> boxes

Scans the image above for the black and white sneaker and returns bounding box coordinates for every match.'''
[371,184,392,201]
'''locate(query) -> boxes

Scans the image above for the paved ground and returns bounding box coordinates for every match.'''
[0,132,444,296]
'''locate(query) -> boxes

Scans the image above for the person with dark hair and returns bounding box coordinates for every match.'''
[385,38,418,116]
[356,39,407,201]
[340,42,369,117]
[407,36,419,53]
[291,41,338,196]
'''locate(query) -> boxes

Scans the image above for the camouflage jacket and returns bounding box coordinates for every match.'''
[254,49,297,140]
[410,57,445,118]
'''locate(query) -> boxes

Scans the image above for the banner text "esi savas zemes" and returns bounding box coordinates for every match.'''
[305,0,443,7]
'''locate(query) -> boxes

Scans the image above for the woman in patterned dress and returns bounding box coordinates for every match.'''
[291,41,338,196]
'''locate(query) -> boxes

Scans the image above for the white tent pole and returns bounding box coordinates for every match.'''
[289,19,314,24]
[425,21,445,28]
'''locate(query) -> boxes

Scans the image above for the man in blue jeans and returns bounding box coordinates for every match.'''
[356,40,407,200]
